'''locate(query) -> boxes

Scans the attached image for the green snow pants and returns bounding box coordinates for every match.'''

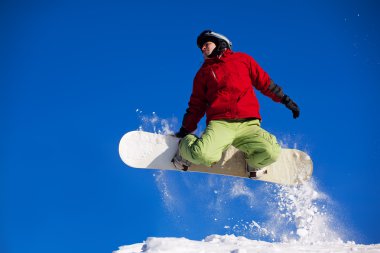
[179,119,281,169]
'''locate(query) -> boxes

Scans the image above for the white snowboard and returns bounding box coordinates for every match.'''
[119,131,313,185]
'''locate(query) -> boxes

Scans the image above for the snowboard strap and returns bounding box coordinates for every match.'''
[171,157,189,171]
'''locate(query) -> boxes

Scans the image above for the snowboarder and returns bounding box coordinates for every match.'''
[172,30,300,178]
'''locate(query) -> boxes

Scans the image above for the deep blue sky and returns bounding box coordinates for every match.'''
[1,1,380,252]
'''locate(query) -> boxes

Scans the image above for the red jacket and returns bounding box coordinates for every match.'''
[182,49,281,132]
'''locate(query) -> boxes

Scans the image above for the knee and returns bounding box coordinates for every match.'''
[248,144,281,168]
[265,142,281,164]
[271,141,281,158]
[191,146,220,167]
[179,135,220,166]
[261,133,281,162]
[266,146,281,164]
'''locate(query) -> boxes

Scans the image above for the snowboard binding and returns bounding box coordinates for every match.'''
[247,164,268,179]
[171,149,192,171]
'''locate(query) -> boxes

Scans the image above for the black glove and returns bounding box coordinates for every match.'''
[175,127,190,138]
[281,95,300,119]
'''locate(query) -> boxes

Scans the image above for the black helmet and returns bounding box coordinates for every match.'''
[197,30,232,56]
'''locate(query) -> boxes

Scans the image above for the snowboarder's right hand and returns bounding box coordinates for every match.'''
[282,95,300,119]
[175,127,190,138]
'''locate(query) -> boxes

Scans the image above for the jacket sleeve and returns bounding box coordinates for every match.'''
[248,55,283,102]
[181,71,208,132]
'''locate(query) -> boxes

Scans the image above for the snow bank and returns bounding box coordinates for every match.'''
[114,234,380,253]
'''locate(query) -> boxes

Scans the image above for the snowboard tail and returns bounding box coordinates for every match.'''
[119,131,313,185]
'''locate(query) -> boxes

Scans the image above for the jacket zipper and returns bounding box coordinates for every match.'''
[211,68,217,81]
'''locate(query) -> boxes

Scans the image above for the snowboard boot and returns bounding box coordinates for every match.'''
[247,164,268,179]
[171,149,192,171]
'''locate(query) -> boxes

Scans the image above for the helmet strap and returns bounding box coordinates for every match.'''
[207,40,228,58]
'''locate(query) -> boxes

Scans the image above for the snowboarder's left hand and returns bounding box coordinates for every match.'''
[175,127,190,138]
[282,95,300,119]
